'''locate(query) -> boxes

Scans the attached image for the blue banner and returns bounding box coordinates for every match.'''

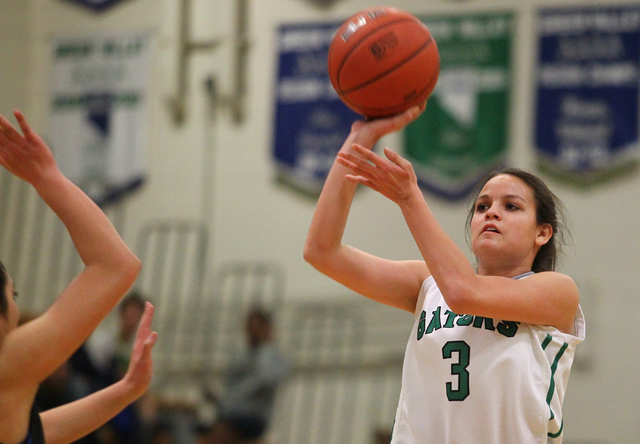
[535,6,640,182]
[273,23,360,196]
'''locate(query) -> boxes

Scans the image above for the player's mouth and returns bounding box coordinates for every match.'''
[482,224,500,234]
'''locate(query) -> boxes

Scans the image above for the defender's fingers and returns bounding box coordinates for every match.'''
[137,303,155,336]
[144,331,158,348]
[14,110,35,140]
[0,114,20,142]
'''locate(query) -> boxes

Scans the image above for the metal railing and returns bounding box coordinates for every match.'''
[0,182,411,443]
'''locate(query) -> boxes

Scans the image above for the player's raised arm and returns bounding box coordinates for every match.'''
[0,110,141,388]
[40,303,156,444]
[303,106,429,312]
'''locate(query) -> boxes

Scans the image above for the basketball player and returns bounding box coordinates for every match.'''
[304,106,585,443]
[0,110,157,444]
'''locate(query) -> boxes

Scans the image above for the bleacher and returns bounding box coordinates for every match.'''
[0,172,413,443]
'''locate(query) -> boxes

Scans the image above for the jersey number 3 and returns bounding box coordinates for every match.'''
[442,341,470,401]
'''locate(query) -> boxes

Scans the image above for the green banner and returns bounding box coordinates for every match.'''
[405,13,513,200]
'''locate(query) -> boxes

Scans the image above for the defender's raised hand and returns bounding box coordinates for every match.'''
[0,110,58,184]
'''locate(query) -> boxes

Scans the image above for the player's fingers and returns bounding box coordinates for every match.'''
[348,148,408,188]
[0,152,9,170]
[144,331,158,348]
[0,113,21,143]
[14,110,28,132]
[0,113,12,131]
[345,174,374,189]
[336,154,356,169]
[383,147,411,168]
[387,106,421,131]
[384,147,416,180]
[136,303,155,337]
[137,331,157,362]
[346,174,384,195]
[14,110,36,142]
[350,144,404,178]
[402,105,422,122]
[350,143,387,165]
[339,148,381,171]
[0,124,11,146]
[143,302,155,325]
[337,153,377,178]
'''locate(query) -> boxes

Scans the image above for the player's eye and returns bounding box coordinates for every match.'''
[505,202,519,210]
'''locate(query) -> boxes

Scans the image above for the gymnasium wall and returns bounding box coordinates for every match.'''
[1,0,639,442]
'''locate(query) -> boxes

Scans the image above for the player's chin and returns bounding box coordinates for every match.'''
[471,237,503,256]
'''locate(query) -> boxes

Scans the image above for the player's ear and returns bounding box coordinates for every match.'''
[535,223,552,247]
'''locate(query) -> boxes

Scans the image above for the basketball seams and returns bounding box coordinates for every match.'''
[332,17,426,90]
[346,56,439,117]
[327,7,440,118]
[340,36,435,95]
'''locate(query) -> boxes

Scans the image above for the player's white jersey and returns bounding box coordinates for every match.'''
[391,274,585,444]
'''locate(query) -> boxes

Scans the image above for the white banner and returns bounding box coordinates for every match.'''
[50,33,151,205]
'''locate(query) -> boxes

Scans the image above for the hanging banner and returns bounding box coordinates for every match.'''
[50,33,151,206]
[272,22,360,196]
[404,13,513,200]
[535,6,640,183]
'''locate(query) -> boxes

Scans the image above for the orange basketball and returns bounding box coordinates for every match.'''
[328,7,440,118]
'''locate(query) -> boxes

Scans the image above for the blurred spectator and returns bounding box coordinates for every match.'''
[200,308,291,444]
[85,291,199,444]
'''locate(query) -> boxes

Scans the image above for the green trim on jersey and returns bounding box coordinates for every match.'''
[544,335,569,437]
[548,420,564,439]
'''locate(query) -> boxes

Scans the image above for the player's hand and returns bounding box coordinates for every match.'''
[0,110,58,185]
[348,105,424,150]
[337,143,419,204]
[123,302,158,399]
